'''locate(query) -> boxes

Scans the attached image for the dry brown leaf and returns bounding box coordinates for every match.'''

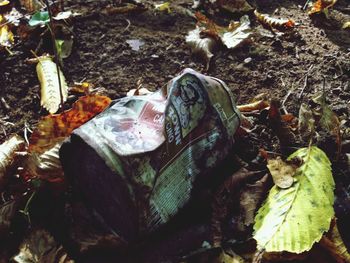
[19,0,42,13]
[29,94,111,154]
[309,0,337,15]
[254,10,295,31]
[267,157,297,189]
[24,143,64,183]
[240,174,269,226]
[37,56,68,114]
[0,135,25,190]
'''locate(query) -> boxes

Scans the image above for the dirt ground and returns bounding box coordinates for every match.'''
[0,0,350,262]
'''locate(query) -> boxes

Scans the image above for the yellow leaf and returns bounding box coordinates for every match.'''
[0,24,14,47]
[0,0,10,7]
[36,56,68,114]
[343,22,350,29]
[154,2,171,13]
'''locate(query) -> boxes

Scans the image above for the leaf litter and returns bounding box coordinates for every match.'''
[0,0,350,262]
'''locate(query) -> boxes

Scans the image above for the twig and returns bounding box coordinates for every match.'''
[298,64,314,99]
[303,0,311,10]
[282,83,294,114]
[44,0,64,109]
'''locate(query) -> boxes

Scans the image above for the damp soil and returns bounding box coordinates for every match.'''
[0,0,350,262]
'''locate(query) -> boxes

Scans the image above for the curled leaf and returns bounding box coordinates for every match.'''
[37,56,68,114]
[254,146,335,253]
[254,10,295,31]
[29,94,111,154]
[0,135,25,189]
[220,15,252,49]
[186,26,216,69]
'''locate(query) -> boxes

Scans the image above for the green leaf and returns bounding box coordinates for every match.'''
[253,146,335,253]
[29,11,50,27]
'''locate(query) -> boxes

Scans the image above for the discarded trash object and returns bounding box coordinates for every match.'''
[60,68,241,242]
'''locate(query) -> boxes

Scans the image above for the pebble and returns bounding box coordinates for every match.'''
[244,57,252,64]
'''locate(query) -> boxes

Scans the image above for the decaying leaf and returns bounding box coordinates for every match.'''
[239,174,269,227]
[24,143,64,182]
[320,218,350,263]
[13,228,74,263]
[254,146,335,253]
[298,102,315,142]
[254,10,295,31]
[212,167,263,246]
[20,0,42,13]
[309,0,337,15]
[220,15,252,49]
[267,157,298,189]
[29,94,111,154]
[0,135,25,189]
[154,2,171,13]
[187,13,251,68]
[0,199,18,234]
[36,56,68,114]
[186,26,217,69]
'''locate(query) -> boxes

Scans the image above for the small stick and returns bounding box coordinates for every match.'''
[281,83,294,114]
[303,0,311,10]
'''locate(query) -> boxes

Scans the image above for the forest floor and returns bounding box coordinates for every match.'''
[0,0,350,262]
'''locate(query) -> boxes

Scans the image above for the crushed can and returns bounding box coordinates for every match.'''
[60,68,241,242]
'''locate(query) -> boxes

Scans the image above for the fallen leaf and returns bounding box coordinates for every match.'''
[0,199,18,235]
[19,0,42,13]
[212,167,263,246]
[37,56,68,114]
[53,10,81,20]
[254,146,335,253]
[254,10,295,31]
[343,22,350,29]
[220,15,252,49]
[24,143,64,183]
[28,11,50,27]
[237,100,269,112]
[298,102,315,143]
[186,26,217,69]
[154,2,171,13]
[13,228,74,263]
[0,135,25,190]
[29,94,111,154]
[218,249,246,263]
[320,218,350,263]
[309,0,337,15]
[239,174,269,226]
[0,24,14,48]
[267,157,297,189]
[70,82,92,94]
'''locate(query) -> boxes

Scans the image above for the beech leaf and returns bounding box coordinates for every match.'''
[254,146,335,253]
